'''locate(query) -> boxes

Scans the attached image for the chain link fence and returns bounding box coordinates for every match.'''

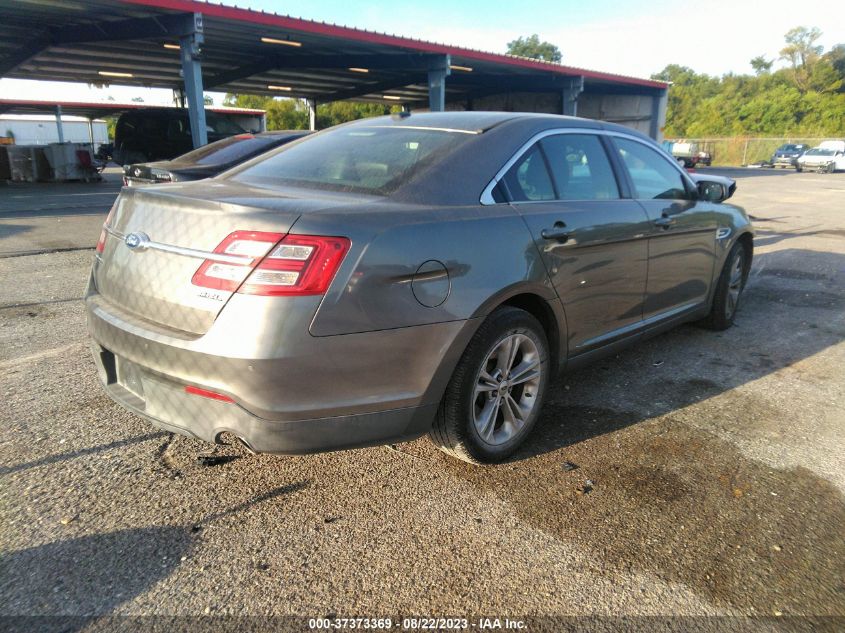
[666,137,833,167]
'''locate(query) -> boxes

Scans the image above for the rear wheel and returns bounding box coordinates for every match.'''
[795,164,803,172]
[430,306,550,464]
[701,241,748,331]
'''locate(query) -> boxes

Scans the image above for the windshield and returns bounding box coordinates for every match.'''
[232,126,472,194]
[778,144,802,152]
[172,134,286,166]
[205,113,246,136]
[806,148,835,156]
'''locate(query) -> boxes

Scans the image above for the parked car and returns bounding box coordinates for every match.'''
[796,140,845,173]
[768,143,808,168]
[87,112,753,464]
[112,108,248,166]
[123,131,310,186]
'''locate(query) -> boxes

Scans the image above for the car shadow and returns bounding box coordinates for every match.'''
[438,246,845,614]
[511,246,844,459]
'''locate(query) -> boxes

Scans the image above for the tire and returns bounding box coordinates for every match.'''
[429,306,550,464]
[795,164,802,173]
[701,241,749,331]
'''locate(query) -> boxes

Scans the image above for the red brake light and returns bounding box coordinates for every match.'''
[96,205,116,253]
[191,231,284,292]
[191,232,350,296]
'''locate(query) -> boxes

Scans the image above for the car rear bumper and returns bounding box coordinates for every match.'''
[86,290,476,454]
[92,347,436,453]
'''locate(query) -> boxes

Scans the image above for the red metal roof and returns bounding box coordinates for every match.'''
[124,0,666,89]
[0,0,667,106]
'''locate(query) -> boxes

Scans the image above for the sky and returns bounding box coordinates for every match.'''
[2,0,844,106]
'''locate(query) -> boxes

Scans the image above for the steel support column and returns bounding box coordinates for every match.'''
[427,55,451,112]
[307,99,317,131]
[650,88,669,141]
[54,105,65,143]
[179,13,207,148]
[561,76,584,117]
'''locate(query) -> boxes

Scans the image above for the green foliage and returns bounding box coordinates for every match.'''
[222,94,396,130]
[750,56,773,75]
[506,34,562,62]
[654,27,845,137]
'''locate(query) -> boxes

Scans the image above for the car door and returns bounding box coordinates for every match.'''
[609,135,717,321]
[499,131,652,353]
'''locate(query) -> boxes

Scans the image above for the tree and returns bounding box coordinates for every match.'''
[824,44,845,92]
[652,27,845,138]
[203,95,213,105]
[131,96,144,103]
[223,94,398,130]
[750,56,773,75]
[506,34,562,62]
[780,26,824,92]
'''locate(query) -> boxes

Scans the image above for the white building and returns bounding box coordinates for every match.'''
[1,114,108,149]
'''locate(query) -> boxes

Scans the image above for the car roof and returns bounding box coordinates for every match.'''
[344,110,642,138]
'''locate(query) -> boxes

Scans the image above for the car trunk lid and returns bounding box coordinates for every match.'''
[94,182,344,335]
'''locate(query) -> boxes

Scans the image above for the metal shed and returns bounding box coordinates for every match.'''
[0,0,669,148]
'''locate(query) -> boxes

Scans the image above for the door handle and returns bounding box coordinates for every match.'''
[654,215,675,229]
[541,222,570,242]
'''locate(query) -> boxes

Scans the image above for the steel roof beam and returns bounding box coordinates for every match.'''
[1,13,199,76]
[316,74,428,102]
[0,39,50,76]
[50,13,199,45]
[205,53,439,89]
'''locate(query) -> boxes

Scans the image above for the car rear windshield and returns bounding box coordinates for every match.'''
[171,135,283,166]
[231,126,472,194]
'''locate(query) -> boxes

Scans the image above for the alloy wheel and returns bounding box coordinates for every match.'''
[726,250,744,319]
[472,333,542,446]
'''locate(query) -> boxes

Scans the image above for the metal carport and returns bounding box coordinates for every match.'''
[0,0,669,148]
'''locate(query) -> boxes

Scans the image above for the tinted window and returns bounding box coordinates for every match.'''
[615,138,691,200]
[205,113,246,135]
[233,126,470,194]
[501,145,555,202]
[172,134,289,166]
[540,134,619,200]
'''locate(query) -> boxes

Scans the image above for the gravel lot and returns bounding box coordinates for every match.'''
[1,168,843,624]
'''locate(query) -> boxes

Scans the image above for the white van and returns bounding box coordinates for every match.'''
[796,140,845,172]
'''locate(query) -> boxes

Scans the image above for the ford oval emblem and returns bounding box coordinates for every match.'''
[124,232,149,251]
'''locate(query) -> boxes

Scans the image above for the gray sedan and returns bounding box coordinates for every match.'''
[86,112,753,464]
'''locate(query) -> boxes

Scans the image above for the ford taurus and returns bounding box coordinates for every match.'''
[87,112,753,464]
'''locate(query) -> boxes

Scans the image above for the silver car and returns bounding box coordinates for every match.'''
[87,112,753,464]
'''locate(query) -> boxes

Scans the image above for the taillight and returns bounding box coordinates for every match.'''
[96,204,116,253]
[191,232,350,297]
[191,231,285,292]
[242,235,350,296]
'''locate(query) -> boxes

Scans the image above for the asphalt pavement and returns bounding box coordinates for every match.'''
[1,167,843,625]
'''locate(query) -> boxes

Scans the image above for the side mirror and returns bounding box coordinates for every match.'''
[697,180,729,202]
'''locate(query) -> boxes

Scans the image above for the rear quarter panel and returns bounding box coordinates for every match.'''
[296,203,557,336]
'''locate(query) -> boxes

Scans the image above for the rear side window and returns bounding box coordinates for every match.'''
[232,126,470,194]
[614,137,691,200]
[540,134,619,200]
[501,145,555,202]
